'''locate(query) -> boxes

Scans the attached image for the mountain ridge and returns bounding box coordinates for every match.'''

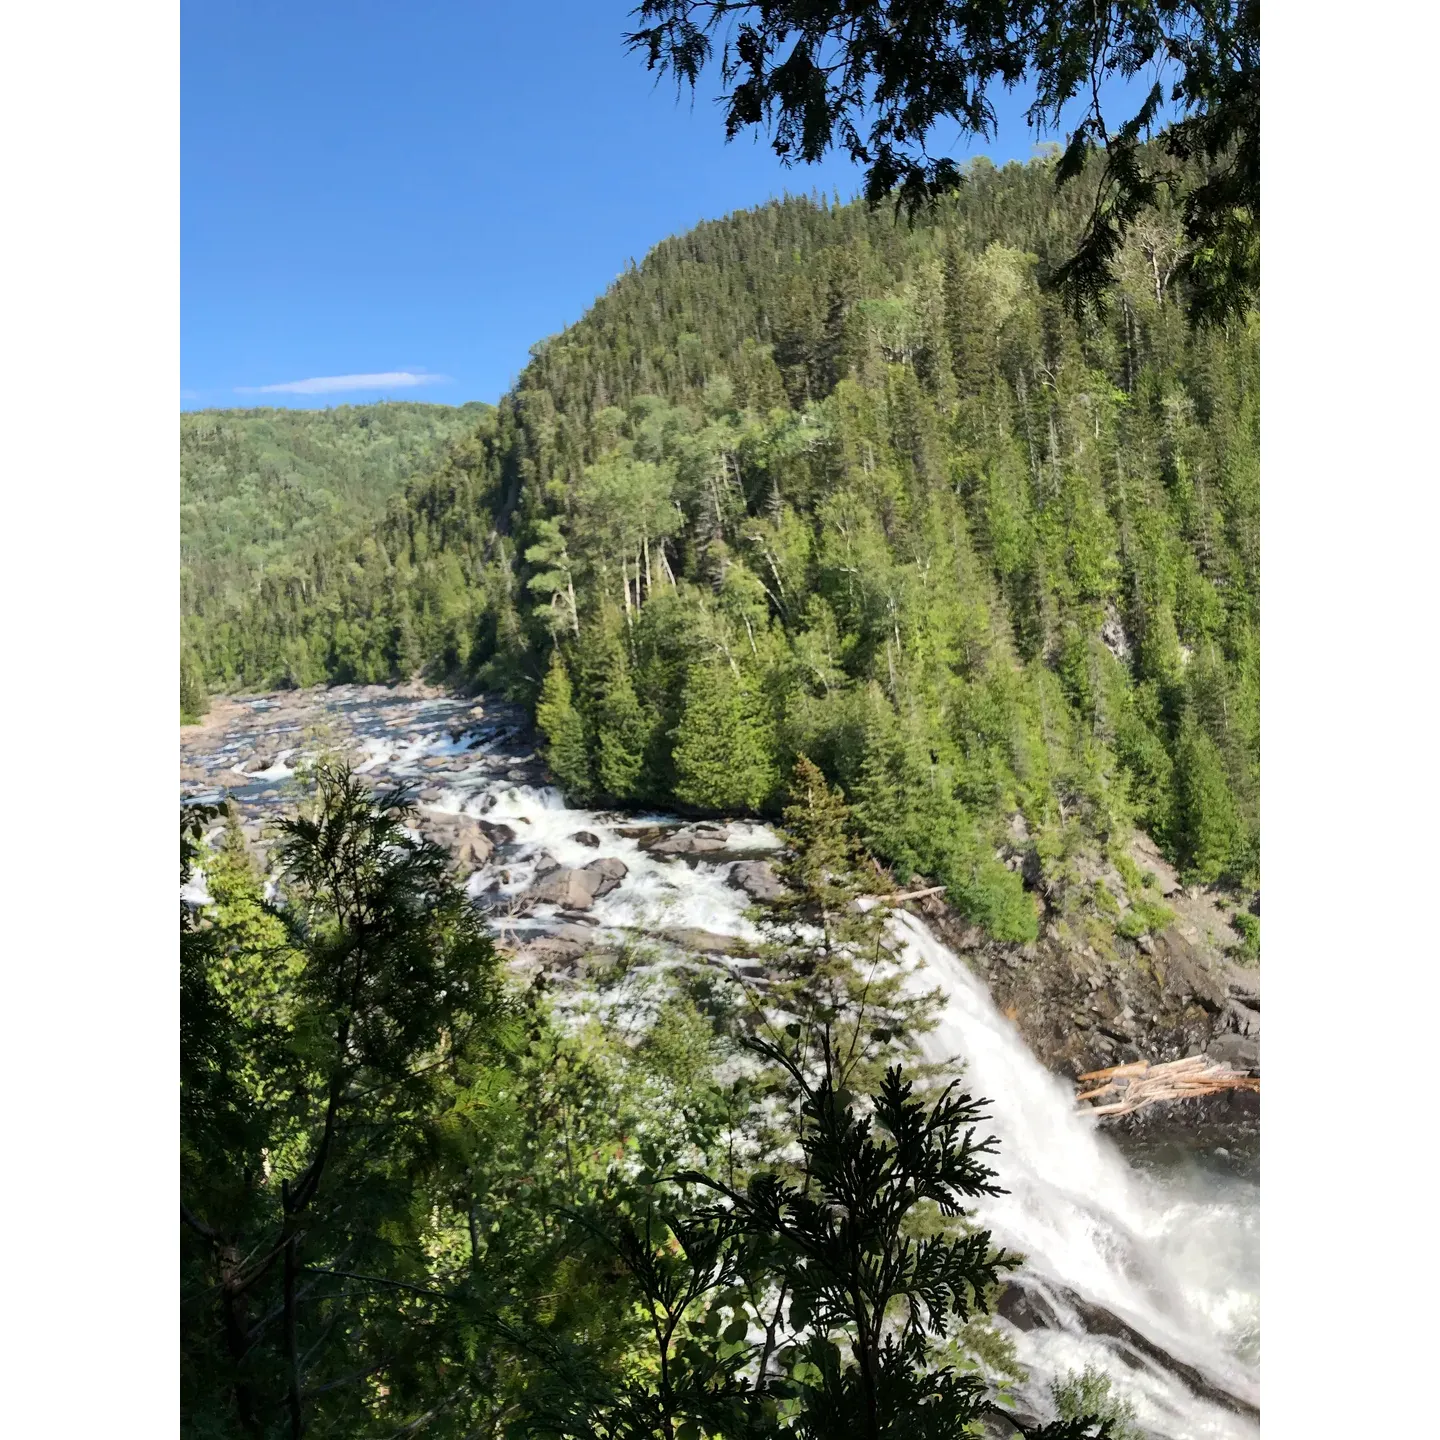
[184,156,1258,959]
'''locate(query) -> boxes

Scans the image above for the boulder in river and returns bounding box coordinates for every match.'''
[582,855,627,897]
[526,856,628,910]
[650,823,730,856]
[569,830,601,848]
[659,927,747,956]
[414,812,495,877]
[727,859,787,903]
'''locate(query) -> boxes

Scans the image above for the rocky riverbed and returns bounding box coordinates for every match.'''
[182,682,1258,1112]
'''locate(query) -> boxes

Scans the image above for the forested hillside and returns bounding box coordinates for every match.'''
[181,400,488,639]
[188,156,1259,930]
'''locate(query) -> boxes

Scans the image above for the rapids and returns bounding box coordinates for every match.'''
[182,686,1258,1437]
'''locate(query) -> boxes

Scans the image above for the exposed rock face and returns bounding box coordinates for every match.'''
[1208,1034,1260,1070]
[1100,603,1132,662]
[918,856,1260,1096]
[727,860,787,903]
[649,823,730,855]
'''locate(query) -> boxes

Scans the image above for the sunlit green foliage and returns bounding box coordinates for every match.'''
[188,160,1258,921]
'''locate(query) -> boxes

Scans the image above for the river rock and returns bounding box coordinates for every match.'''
[650,823,730,855]
[727,860,786,903]
[414,812,495,876]
[659,927,746,956]
[1208,1033,1260,1071]
[526,856,628,909]
[510,934,588,968]
[569,830,601,848]
[581,856,627,897]
[477,819,516,846]
[546,922,599,946]
[526,868,594,908]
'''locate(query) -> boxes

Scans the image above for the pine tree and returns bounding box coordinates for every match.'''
[536,650,593,799]
[670,660,776,813]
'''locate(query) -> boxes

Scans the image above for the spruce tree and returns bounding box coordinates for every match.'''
[755,757,937,1094]
[537,649,593,799]
[942,244,994,399]
[595,657,651,801]
[1173,710,1242,885]
[850,694,908,868]
[671,660,776,813]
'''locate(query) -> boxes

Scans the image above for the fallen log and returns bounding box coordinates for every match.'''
[1077,1060,1149,1083]
[1075,1054,1258,1120]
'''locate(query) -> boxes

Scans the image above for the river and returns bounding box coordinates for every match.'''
[181,685,1259,1438]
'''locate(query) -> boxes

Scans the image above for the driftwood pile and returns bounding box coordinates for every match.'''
[1075,1055,1259,1119]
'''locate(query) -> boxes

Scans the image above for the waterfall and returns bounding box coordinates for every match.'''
[182,687,1259,1439]
[895,913,1258,1437]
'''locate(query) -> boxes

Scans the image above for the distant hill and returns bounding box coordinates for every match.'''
[181,401,491,628]
[184,156,1258,923]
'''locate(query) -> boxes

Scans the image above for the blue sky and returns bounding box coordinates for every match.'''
[183,1,1113,412]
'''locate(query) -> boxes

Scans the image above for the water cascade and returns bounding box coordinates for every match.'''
[182,689,1258,1438]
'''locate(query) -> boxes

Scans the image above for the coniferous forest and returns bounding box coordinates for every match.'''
[185,158,1258,927]
[180,0,1264,1428]
[181,401,490,716]
[182,139,1259,1439]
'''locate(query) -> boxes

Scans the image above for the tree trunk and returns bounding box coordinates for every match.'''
[284,1230,304,1438]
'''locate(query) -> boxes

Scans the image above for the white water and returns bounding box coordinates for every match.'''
[183,689,1259,1437]
[899,914,1257,1436]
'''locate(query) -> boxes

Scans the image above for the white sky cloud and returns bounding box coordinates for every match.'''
[235,371,449,396]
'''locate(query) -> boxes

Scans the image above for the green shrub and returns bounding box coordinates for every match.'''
[1231,909,1260,963]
